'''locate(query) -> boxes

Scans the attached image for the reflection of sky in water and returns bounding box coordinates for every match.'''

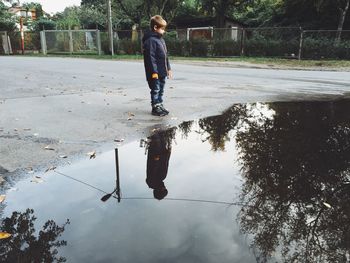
[3,123,256,262]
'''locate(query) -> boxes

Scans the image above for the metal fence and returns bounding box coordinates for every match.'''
[41,30,101,55]
[2,28,350,60]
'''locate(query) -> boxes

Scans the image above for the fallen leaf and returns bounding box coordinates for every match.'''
[88,151,96,159]
[128,112,135,117]
[31,177,44,183]
[0,195,5,203]
[323,202,332,209]
[45,166,56,173]
[44,146,55,151]
[0,232,11,239]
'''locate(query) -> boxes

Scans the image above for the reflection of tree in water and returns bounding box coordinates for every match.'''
[0,209,70,263]
[194,100,350,262]
[198,105,247,151]
[178,121,194,139]
[234,101,350,262]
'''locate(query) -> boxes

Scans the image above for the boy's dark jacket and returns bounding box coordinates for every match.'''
[142,31,171,81]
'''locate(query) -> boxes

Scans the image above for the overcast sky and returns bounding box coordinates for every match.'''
[22,0,81,14]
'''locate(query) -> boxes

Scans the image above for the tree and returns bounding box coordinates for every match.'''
[30,18,56,31]
[234,0,284,27]
[0,1,16,31]
[235,100,350,262]
[199,0,252,28]
[22,2,44,18]
[53,6,81,30]
[0,209,70,262]
[79,6,106,29]
[335,0,349,42]
[193,100,350,261]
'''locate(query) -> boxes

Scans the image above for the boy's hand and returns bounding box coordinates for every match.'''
[152,73,159,79]
[167,70,173,79]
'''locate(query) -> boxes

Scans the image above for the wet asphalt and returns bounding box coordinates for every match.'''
[1,56,350,173]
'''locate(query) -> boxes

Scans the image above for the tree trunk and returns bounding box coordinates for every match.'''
[336,0,350,43]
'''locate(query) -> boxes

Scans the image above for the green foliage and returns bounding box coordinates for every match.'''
[166,39,191,56]
[302,37,350,59]
[0,1,16,31]
[79,6,106,29]
[22,2,44,18]
[53,6,81,30]
[30,18,56,31]
[234,0,284,27]
[191,38,210,56]
[212,40,240,56]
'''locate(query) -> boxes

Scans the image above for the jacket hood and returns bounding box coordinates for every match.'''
[142,31,162,43]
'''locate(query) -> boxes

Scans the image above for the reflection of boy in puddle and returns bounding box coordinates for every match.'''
[146,131,172,200]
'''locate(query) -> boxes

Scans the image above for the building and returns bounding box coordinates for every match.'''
[173,16,245,41]
[8,6,37,20]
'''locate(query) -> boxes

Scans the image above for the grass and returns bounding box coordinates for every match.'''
[16,53,350,68]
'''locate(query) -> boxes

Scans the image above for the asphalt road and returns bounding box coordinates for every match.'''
[1,56,350,173]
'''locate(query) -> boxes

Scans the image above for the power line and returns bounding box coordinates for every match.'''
[53,170,243,206]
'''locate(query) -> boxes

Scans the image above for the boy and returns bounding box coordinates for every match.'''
[142,15,173,116]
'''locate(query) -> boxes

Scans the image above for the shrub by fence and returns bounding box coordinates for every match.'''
[2,28,350,60]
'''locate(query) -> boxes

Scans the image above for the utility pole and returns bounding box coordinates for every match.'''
[107,0,114,56]
[20,16,24,54]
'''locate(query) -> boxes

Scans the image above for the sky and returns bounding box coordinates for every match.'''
[22,0,81,14]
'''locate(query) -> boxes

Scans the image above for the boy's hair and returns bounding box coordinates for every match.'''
[150,15,167,31]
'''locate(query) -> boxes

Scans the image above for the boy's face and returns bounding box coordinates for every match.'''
[154,25,166,35]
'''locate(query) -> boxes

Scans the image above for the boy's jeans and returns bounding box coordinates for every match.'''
[148,77,166,106]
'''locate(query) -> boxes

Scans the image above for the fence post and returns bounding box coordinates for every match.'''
[69,29,73,54]
[140,29,143,55]
[96,30,101,56]
[40,30,47,55]
[1,32,10,55]
[240,28,246,56]
[298,27,304,60]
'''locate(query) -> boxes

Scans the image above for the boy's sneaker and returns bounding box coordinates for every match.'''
[160,104,169,115]
[152,105,167,116]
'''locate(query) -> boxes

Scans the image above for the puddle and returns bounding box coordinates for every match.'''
[1,99,350,262]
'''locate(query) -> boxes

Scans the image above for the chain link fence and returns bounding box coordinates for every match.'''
[301,30,350,59]
[2,28,350,60]
[41,30,101,55]
[6,31,40,54]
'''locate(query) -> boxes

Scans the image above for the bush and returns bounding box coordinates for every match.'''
[30,19,56,32]
[212,40,240,56]
[302,37,350,59]
[116,39,141,55]
[244,34,299,57]
[190,39,210,57]
[166,39,190,56]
